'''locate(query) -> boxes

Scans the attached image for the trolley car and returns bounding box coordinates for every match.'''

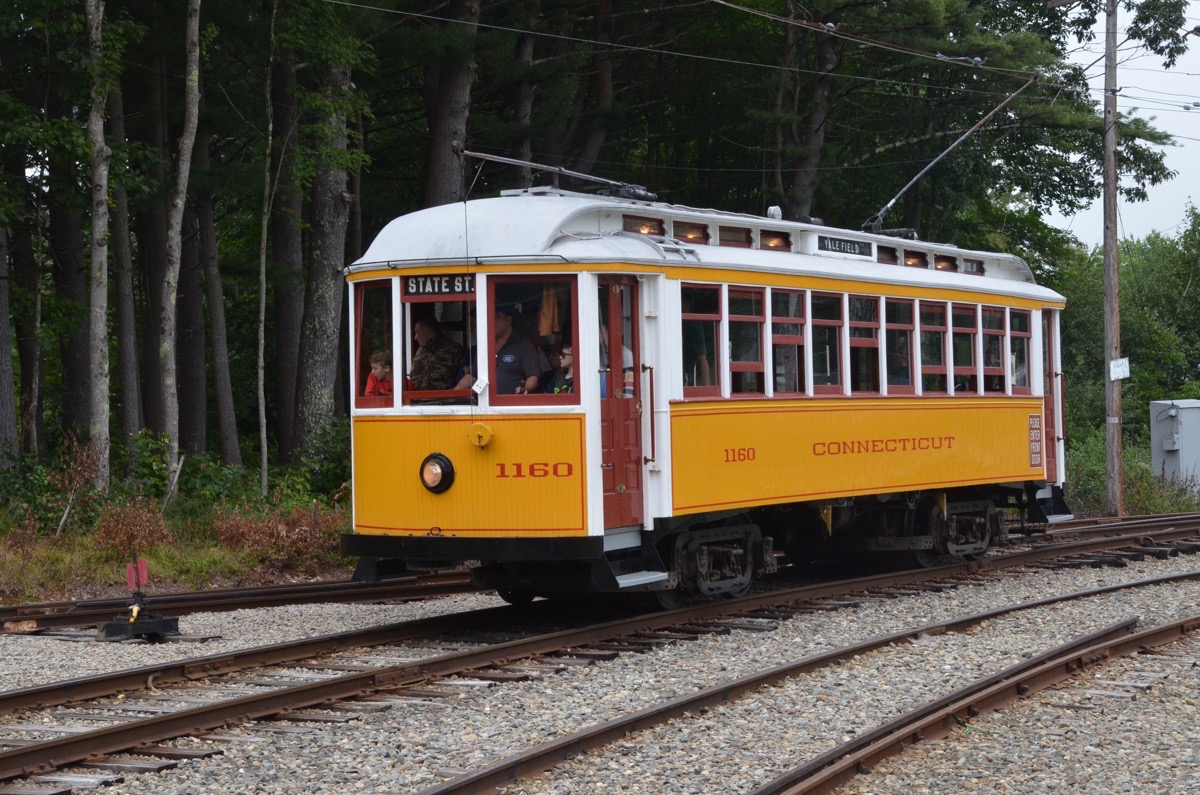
[342,187,1070,602]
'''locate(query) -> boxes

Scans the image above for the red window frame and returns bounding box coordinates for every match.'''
[848,295,880,394]
[399,283,477,406]
[952,303,979,395]
[729,286,765,395]
[1010,309,1032,395]
[771,288,806,396]
[982,306,1006,394]
[885,298,916,395]
[811,292,843,395]
[354,279,394,409]
[919,301,948,394]
[682,283,721,397]
[487,275,579,406]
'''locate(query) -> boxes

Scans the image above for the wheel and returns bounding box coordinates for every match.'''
[962,504,997,561]
[497,589,536,606]
[653,588,685,610]
[912,547,940,568]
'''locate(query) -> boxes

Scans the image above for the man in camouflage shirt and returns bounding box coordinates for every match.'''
[409,318,465,390]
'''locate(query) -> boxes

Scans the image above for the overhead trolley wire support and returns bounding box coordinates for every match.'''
[861,74,1039,236]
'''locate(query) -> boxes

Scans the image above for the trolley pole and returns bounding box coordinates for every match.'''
[1102,0,1124,516]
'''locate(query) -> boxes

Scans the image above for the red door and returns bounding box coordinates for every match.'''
[598,277,644,529]
[1042,312,1059,481]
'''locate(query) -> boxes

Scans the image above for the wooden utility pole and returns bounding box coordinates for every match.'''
[1103,0,1124,516]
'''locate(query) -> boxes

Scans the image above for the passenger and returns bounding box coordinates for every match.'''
[494,304,540,394]
[364,349,393,396]
[545,342,575,394]
[408,318,465,390]
[599,324,635,397]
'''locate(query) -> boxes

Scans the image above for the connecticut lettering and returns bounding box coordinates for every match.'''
[405,274,475,296]
[812,435,956,456]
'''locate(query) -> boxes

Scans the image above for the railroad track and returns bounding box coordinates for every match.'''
[0,571,478,634]
[2,524,1200,792]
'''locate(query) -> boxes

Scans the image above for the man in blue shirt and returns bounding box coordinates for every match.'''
[493,305,540,394]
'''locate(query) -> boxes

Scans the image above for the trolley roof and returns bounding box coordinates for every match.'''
[350,189,1064,303]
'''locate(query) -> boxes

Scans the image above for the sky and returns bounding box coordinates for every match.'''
[1047,4,1200,248]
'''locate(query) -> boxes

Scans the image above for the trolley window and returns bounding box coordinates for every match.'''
[982,307,1006,394]
[354,279,395,409]
[849,295,880,394]
[771,289,805,395]
[399,273,477,405]
[1011,309,1032,394]
[811,292,842,395]
[885,299,915,394]
[486,276,578,405]
[729,287,764,395]
[952,304,979,394]
[920,301,948,394]
[682,284,719,396]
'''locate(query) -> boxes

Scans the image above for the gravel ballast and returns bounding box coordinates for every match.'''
[2,555,1199,794]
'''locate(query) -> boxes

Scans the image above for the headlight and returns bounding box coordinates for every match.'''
[420,453,455,493]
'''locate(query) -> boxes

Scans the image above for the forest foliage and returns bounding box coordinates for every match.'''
[0,0,1198,571]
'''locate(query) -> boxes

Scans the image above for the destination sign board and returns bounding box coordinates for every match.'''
[404,274,476,297]
[817,236,872,258]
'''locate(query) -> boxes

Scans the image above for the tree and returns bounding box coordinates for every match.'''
[85,0,112,489]
[159,0,201,481]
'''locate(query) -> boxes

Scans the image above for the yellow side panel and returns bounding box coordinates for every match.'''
[352,414,587,537]
[671,398,1044,513]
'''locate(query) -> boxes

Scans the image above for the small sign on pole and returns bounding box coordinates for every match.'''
[1109,357,1130,381]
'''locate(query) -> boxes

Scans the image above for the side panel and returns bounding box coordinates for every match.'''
[670,397,1045,513]
[352,414,588,537]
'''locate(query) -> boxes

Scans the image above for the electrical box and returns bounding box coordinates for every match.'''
[1150,400,1200,487]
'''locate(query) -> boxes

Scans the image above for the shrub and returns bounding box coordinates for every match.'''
[92,496,173,559]
[1066,427,1200,517]
[213,504,348,575]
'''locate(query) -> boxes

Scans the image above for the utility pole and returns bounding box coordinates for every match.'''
[1103,0,1124,516]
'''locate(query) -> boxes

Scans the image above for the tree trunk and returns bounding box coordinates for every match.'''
[136,59,168,437]
[787,28,837,221]
[159,0,202,477]
[195,134,241,466]
[7,208,46,460]
[85,0,112,490]
[0,228,18,466]
[177,202,206,453]
[271,52,303,464]
[108,86,144,452]
[573,0,613,175]
[293,63,351,457]
[422,0,479,208]
[47,160,91,441]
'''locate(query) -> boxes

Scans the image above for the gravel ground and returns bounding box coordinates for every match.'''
[3,555,1200,794]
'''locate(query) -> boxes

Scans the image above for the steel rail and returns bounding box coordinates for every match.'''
[754,613,1200,795]
[413,572,1200,794]
[1,571,477,634]
[2,527,1197,719]
[1,532,1198,782]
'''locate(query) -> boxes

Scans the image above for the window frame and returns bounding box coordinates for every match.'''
[884,298,916,395]
[981,306,1006,394]
[1010,308,1033,395]
[354,278,396,410]
[682,282,722,398]
[848,294,881,395]
[487,275,580,406]
[810,291,843,395]
[770,288,806,396]
[919,300,949,395]
[952,303,980,395]
[728,286,766,396]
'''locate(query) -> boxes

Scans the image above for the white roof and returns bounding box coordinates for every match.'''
[351,190,1064,303]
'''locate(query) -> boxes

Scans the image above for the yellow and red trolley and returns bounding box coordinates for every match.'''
[342,187,1069,602]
